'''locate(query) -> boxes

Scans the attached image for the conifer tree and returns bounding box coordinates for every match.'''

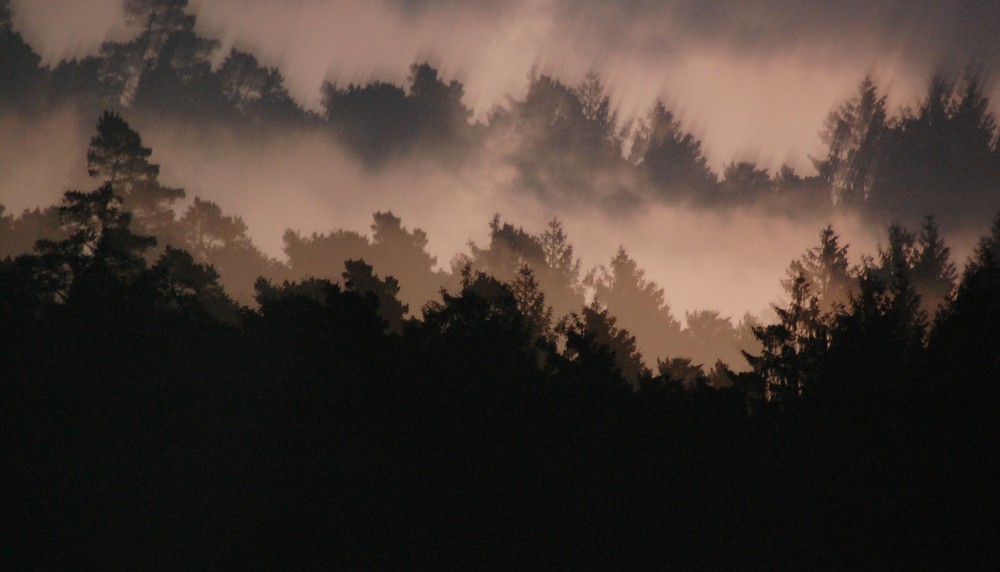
[787,225,853,315]
[35,184,157,302]
[911,215,957,318]
[745,272,827,402]
[343,258,408,334]
[87,111,184,233]
[930,212,1000,383]
[587,246,683,362]
[815,76,887,207]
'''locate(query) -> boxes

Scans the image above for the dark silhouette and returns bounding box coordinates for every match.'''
[814,75,887,208]
[3,7,1000,567]
[87,110,184,235]
[631,100,719,200]
[321,63,474,165]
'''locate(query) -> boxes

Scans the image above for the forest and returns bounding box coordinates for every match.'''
[3,0,1000,568]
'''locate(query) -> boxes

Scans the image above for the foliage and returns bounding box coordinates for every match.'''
[2,19,1000,567]
[814,76,887,207]
[87,110,184,232]
[631,100,718,199]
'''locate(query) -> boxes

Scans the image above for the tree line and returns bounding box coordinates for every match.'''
[3,0,999,228]
[2,110,1000,568]
[1,111,761,368]
[4,0,1000,566]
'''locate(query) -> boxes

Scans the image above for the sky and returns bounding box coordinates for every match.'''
[4,0,997,321]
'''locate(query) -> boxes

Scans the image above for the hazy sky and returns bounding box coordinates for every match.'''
[12,0,1000,173]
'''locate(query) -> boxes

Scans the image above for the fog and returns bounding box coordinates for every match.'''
[2,0,997,367]
[0,105,877,321]
[0,107,884,321]
[0,105,90,213]
[166,129,878,320]
[12,0,1000,173]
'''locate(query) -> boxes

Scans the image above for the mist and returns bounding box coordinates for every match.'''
[7,3,1000,565]
[12,0,1000,173]
[2,0,998,370]
[2,106,884,321]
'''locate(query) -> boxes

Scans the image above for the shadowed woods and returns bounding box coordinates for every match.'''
[3,0,1000,568]
[2,110,999,568]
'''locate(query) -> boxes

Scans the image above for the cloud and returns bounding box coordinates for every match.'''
[9,0,133,65]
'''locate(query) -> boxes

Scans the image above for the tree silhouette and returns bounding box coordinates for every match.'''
[682,310,745,370]
[462,215,586,323]
[283,228,369,280]
[418,269,543,383]
[574,71,627,153]
[655,356,707,389]
[33,184,157,304]
[99,0,218,107]
[930,211,1000,384]
[788,225,854,314]
[367,211,444,311]
[587,246,683,364]
[178,197,274,304]
[322,63,474,164]
[872,223,928,340]
[721,161,773,202]
[87,111,184,234]
[0,0,45,113]
[468,215,545,281]
[558,299,647,390]
[538,218,585,317]
[216,48,302,126]
[0,206,65,259]
[911,215,957,318]
[745,272,826,402]
[821,265,923,397]
[152,245,238,321]
[406,62,473,148]
[630,100,718,200]
[491,72,633,204]
[872,72,1000,227]
[343,258,408,334]
[510,265,554,346]
[322,79,408,163]
[814,76,887,207]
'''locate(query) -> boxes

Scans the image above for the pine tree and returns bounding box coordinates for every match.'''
[510,265,554,344]
[930,212,1000,383]
[35,184,157,302]
[343,259,408,334]
[745,272,827,402]
[787,225,853,314]
[815,76,887,207]
[538,218,584,317]
[911,215,957,318]
[873,223,928,340]
[559,299,648,390]
[587,246,683,362]
[87,111,184,233]
[631,100,717,199]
